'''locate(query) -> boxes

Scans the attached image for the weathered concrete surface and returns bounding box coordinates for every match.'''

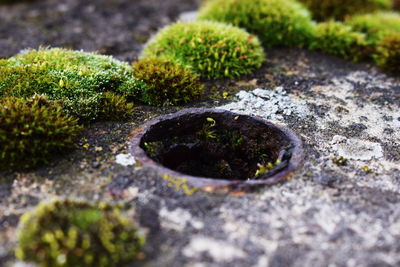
[1,1,400,266]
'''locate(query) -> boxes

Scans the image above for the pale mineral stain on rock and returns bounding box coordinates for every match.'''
[159,207,204,231]
[183,236,247,262]
[331,135,384,161]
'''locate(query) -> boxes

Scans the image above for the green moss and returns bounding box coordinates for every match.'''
[345,12,400,44]
[0,96,82,170]
[374,33,400,72]
[299,0,392,21]
[255,160,281,176]
[98,92,135,120]
[0,48,142,121]
[332,156,348,166]
[309,21,368,61]
[142,21,265,79]
[197,0,315,48]
[132,57,204,106]
[15,200,145,267]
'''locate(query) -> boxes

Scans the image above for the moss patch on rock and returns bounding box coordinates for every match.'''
[141,21,265,79]
[299,0,392,21]
[0,48,142,121]
[0,96,82,171]
[309,21,367,61]
[197,0,315,48]
[374,33,400,72]
[98,92,135,121]
[133,57,204,106]
[15,200,145,267]
[345,12,400,44]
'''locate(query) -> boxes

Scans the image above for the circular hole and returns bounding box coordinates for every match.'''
[130,109,303,188]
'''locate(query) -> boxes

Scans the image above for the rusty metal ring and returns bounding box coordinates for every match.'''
[129,108,303,192]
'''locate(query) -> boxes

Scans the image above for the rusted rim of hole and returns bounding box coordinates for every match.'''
[129,108,303,192]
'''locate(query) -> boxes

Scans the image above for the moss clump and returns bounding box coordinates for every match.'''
[98,92,135,120]
[0,48,142,121]
[345,12,400,44]
[374,33,400,72]
[298,0,392,21]
[0,96,82,170]
[142,21,265,79]
[15,200,145,267]
[197,0,315,48]
[132,57,204,106]
[309,21,367,61]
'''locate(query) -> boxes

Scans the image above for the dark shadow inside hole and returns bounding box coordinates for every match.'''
[140,111,293,181]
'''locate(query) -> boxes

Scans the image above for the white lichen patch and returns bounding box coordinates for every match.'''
[183,236,246,262]
[223,219,251,240]
[312,72,400,141]
[218,87,310,123]
[331,135,384,161]
[159,207,204,231]
[115,153,136,166]
[217,179,400,267]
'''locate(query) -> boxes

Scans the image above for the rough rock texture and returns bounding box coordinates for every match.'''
[1,1,400,267]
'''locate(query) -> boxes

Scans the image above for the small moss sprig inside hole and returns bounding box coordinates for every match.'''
[142,21,265,79]
[197,117,217,140]
[255,160,282,177]
[15,200,145,267]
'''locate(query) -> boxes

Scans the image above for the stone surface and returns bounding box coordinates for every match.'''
[0,1,400,267]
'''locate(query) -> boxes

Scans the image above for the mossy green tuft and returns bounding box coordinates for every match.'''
[197,0,315,48]
[15,200,145,267]
[345,12,400,44]
[142,21,265,79]
[298,0,392,21]
[0,96,82,171]
[133,57,204,106]
[98,92,135,121]
[374,33,400,73]
[0,48,142,121]
[309,21,367,61]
